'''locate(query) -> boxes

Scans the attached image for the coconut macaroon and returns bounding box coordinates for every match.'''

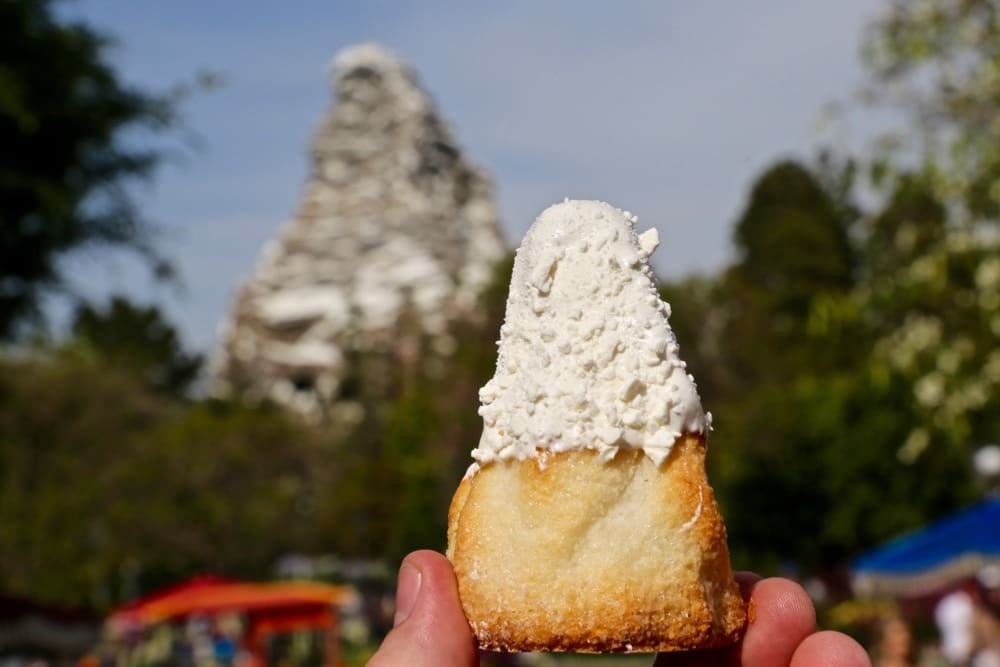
[446,199,746,653]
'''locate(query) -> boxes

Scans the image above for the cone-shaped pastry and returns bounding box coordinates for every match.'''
[447,200,746,653]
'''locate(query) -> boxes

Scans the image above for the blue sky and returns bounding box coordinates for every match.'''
[58,1,884,353]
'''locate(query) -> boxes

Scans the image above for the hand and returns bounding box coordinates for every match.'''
[367,550,872,667]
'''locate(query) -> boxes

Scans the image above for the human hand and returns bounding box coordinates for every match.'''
[367,550,872,667]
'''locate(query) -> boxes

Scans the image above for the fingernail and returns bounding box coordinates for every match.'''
[393,563,421,627]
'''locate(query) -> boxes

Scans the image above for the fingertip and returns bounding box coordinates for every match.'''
[399,549,455,581]
[740,578,816,666]
[790,630,872,667]
[369,550,478,667]
[396,550,471,632]
[753,578,816,630]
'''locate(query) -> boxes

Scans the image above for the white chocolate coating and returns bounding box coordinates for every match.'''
[471,200,709,473]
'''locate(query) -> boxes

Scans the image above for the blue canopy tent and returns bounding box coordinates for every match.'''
[851,496,1000,598]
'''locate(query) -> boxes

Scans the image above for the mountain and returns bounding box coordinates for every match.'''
[212,43,506,418]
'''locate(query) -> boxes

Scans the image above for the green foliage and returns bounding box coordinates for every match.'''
[733,160,856,318]
[663,155,983,576]
[862,0,1000,222]
[117,401,322,583]
[71,295,202,395]
[0,0,176,339]
[852,0,1000,460]
[686,11,1000,570]
[864,173,947,281]
[721,373,977,573]
[0,351,163,606]
[0,351,322,608]
[723,159,859,388]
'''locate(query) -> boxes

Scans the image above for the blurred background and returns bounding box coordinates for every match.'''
[2,1,999,665]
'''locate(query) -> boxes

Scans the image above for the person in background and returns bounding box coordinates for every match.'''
[935,582,1000,667]
[937,588,976,665]
[970,588,1000,667]
[874,616,916,667]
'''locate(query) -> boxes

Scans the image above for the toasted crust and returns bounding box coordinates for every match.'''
[447,434,747,653]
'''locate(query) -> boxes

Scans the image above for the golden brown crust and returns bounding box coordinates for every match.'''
[446,434,747,653]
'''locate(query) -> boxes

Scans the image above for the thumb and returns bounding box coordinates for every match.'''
[367,550,478,667]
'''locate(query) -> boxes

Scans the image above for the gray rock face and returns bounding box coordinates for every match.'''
[212,43,506,417]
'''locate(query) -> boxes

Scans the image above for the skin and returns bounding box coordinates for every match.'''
[368,550,873,667]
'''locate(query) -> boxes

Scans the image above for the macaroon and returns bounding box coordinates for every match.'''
[446,199,747,653]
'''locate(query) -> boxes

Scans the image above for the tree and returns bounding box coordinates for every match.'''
[733,160,856,320]
[864,173,947,281]
[714,159,858,393]
[693,2,1000,575]
[848,0,1000,457]
[0,350,323,608]
[71,296,202,395]
[0,0,175,339]
[863,0,1000,223]
[660,155,981,576]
